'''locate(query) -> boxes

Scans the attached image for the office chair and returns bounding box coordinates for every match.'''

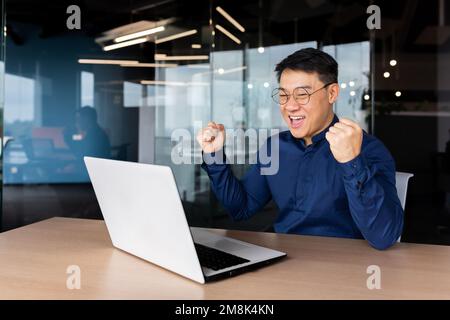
[395,171,414,242]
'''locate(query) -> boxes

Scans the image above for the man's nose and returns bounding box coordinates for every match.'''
[284,98,302,112]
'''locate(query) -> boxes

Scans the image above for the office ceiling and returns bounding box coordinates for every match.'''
[4,0,450,53]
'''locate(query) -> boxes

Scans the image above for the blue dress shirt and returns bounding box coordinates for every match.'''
[201,115,404,250]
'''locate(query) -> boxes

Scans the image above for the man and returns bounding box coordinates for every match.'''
[197,48,403,250]
[65,106,111,160]
[63,106,111,179]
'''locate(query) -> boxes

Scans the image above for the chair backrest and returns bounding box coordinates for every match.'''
[395,172,413,243]
[395,171,414,210]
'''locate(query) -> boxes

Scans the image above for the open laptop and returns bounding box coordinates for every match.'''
[84,157,286,284]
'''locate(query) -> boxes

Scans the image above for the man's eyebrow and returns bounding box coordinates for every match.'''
[279,85,312,90]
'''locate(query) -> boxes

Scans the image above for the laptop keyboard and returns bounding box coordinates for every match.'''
[194,243,250,271]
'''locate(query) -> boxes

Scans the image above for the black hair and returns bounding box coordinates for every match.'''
[275,47,338,84]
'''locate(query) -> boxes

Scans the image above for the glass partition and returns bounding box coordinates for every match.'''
[0,0,374,232]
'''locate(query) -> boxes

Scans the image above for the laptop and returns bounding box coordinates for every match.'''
[84,157,286,284]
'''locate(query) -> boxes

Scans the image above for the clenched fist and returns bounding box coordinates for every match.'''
[325,118,363,163]
[196,121,225,154]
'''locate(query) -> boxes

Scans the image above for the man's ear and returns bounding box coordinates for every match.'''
[328,83,339,104]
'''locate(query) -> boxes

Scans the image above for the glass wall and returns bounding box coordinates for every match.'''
[0,0,374,232]
[2,0,142,228]
[1,0,449,246]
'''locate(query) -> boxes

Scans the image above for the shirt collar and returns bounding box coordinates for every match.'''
[290,113,339,148]
[311,113,339,144]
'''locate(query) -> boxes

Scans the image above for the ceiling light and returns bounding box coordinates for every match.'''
[141,80,185,86]
[215,24,241,44]
[120,63,178,68]
[364,94,370,101]
[193,66,247,77]
[222,66,247,74]
[218,68,225,74]
[191,44,202,49]
[350,91,356,96]
[216,6,245,32]
[95,19,174,44]
[340,83,347,89]
[155,29,198,44]
[258,47,265,53]
[78,59,139,65]
[383,72,390,78]
[247,83,253,89]
[263,82,269,88]
[389,59,397,66]
[349,81,355,87]
[114,26,165,43]
[103,37,147,51]
[154,54,209,61]
[395,91,402,97]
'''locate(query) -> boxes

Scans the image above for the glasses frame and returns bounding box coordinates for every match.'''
[271,82,336,105]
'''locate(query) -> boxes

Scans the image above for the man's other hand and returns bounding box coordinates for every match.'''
[325,118,363,163]
[196,121,225,154]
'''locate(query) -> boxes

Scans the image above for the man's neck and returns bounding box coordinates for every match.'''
[304,112,335,146]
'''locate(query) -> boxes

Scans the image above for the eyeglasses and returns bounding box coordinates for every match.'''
[271,82,335,105]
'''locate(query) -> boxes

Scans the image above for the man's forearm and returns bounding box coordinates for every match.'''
[201,151,271,221]
[339,154,404,250]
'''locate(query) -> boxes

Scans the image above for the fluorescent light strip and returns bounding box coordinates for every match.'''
[140,80,209,86]
[216,7,245,32]
[194,66,247,77]
[215,24,241,44]
[221,66,247,74]
[194,66,247,76]
[78,59,139,65]
[103,37,147,51]
[191,44,202,49]
[155,29,198,44]
[120,63,178,68]
[114,26,165,43]
[154,55,209,61]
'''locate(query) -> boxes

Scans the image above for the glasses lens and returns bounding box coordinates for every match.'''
[272,88,289,104]
[293,87,309,105]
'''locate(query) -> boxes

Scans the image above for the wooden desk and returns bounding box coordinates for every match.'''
[1,217,450,299]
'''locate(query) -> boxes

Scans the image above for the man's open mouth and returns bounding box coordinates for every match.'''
[288,115,306,128]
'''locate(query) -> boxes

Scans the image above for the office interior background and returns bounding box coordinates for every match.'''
[0,0,449,246]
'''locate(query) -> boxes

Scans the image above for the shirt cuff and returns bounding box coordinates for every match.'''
[201,149,227,170]
[338,153,368,187]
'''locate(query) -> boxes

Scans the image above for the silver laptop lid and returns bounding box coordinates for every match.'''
[84,157,205,284]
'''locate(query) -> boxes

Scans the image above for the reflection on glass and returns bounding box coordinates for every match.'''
[323,42,370,131]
